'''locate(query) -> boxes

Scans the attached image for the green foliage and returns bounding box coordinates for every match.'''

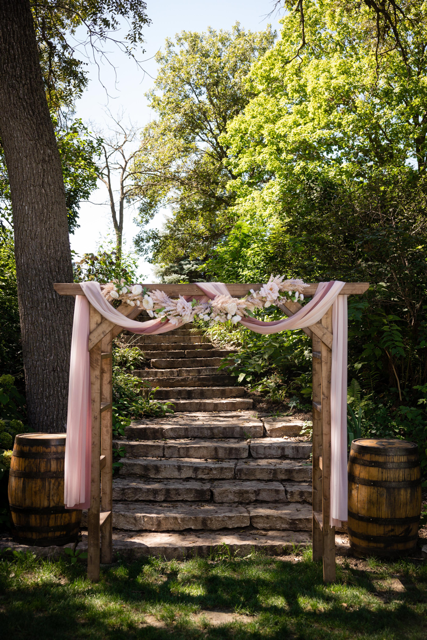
[0,117,101,233]
[203,309,312,406]
[112,343,173,440]
[0,375,26,422]
[132,24,276,267]
[73,239,141,285]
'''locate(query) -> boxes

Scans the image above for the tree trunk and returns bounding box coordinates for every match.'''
[0,0,74,432]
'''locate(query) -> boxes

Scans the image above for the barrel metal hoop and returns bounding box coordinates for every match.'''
[13,450,64,459]
[351,440,418,456]
[9,470,64,479]
[15,436,66,447]
[9,504,69,515]
[348,474,420,488]
[349,456,420,469]
[11,522,80,534]
[348,527,418,544]
[348,510,420,525]
[349,540,416,557]
[11,533,79,547]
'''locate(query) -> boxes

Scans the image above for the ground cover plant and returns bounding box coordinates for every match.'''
[0,546,427,639]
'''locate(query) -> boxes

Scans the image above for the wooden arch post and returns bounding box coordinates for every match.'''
[54,281,369,583]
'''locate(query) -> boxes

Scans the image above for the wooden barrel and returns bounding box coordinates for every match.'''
[8,434,81,546]
[348,438,422,557]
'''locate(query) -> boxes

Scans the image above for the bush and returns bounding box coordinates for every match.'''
[112,342,173,439]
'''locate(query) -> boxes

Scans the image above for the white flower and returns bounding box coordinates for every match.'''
[225,302,238,316]
[120,287,128,295]
[182,314,192,324]
[128,300,135,306]
[110,290,119,299]
[264,301,271,308]
[231,315,241,324]
[289,291,293,297]
[132,284,143,295]
[136,300,140,306]
[142,296,154,310]
[176,296,193,319]
[259,280,280,302]
[300,294,304,301]
[295,292,299,301]
[147,309,154,317]
[169,317,179,325]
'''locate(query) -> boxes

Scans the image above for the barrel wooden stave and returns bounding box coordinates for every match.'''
[348,439,421,557]
[8,434,81,546]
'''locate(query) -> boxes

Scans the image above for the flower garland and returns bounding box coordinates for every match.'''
[101,276,309,326]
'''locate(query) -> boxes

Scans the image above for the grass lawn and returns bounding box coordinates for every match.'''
[0,545,427,639]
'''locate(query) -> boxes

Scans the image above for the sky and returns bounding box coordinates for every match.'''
[70,0,282,282]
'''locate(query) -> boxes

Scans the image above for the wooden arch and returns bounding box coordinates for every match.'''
[55,282,369,583]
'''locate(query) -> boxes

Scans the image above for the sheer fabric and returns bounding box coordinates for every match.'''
[64,280,347,525]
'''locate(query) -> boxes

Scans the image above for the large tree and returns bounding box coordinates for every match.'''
[0,0,149,432]
[131,24,276,270]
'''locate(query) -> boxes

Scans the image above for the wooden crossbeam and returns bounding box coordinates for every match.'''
[54,282,369,297]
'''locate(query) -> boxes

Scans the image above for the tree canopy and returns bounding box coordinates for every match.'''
[131,24,276,272]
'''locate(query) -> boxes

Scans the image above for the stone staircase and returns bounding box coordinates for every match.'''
[106,324,314,559]
[130,325,253,412]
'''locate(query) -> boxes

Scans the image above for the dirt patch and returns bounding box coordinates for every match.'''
[140,611,255,628]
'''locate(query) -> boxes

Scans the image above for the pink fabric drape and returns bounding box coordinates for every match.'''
[64,280,348,525]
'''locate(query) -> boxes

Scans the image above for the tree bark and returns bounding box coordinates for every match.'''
[0,0,74,432]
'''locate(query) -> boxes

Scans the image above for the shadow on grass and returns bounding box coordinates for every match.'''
[0,551,426,640]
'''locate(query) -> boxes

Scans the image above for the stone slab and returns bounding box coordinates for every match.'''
[134,367,223,378]
[212,481,286,503]
[248,502,313,530]
[112,478,211,502]
[164,439,248,459]
[152,357,223,369]
[154,387,246,400]
[126,422,263,440]
[171,398,253,412]
[114,440,164,458]
[112,502,250,531]
[138,376,236,389]
[119,457,236,480]
[284,482,312,503]
[250,438,312,459]
[235,459,312,482]
[0,531,354,561]
[262,417,304,438]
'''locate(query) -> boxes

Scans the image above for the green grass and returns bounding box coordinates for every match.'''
[1,546,427,639]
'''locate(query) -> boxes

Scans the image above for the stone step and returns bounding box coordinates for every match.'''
[119,457,312,481]
[134,367,224,379]
[120,457,236,480]
[111,501,312,531]
[138,375,236,389]
[112,502,250,531]
[113,478,212,502]
[115,438,250,459]
[3,530,353,561]
[235,459,311,482]
[139,342,214,353]
[152,357,224,369]
[247,503,312,531]
[143,349,234,360]
[136,335,209,345]
[153,386,246,400]
[112,478,312,504]
[125,419,264,439]
[99,529,313,560]
[249,438,312,459]
[169,398,253,412]
[117,437,312,460]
